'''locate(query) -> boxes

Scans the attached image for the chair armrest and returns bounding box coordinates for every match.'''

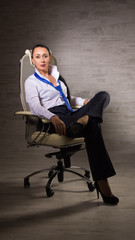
[15,111,32,116]
[15,106,82,123]
[72,105,82,110]
[15,111,50,123]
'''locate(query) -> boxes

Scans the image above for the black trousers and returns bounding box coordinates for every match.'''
[81,118,116,181]
[47,91,116,181]
[49,91,110,128]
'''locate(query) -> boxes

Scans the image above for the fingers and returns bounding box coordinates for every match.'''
[84,99,89,105]
[50,115,66,135]
[55,122,66,136]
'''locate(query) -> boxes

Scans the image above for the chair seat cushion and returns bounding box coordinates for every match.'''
[31,132,84,148]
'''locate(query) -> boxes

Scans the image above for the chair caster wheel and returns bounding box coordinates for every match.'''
[46,187,54,197]
[84,170,90,179]
[87,182,95,192]
[48,170,54,178]
[24,178,30,188]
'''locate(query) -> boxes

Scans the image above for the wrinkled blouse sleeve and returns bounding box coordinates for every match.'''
[25,77,55,120]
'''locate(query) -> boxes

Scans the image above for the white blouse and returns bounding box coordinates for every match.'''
[25,66,86,120]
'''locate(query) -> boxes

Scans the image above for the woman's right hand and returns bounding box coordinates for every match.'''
[50,115,66,136]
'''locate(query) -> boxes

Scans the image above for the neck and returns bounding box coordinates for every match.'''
[37,66,52,77]
[38,70,49,78]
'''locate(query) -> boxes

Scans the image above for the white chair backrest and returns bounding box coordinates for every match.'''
[20,49,57,111]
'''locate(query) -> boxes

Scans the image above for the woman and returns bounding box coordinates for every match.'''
[25,44,119,205]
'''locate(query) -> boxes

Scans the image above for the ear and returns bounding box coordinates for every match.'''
[31,58,35,65]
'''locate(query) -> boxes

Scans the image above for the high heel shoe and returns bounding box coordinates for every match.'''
[95,181,119,205]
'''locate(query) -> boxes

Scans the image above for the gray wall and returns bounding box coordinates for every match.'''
[1,0,135,152]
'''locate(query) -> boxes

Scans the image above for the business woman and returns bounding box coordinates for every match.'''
[25,44,119,205]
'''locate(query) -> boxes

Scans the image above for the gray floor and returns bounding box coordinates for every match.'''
[0,132,135,240]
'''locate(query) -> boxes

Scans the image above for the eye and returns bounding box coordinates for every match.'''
[43,54,49,58]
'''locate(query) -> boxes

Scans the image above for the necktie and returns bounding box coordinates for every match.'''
[34,72,73,112]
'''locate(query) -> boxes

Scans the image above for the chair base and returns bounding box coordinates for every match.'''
[24,159,95,197]
[24,145,95,197]
[45,160,95,197]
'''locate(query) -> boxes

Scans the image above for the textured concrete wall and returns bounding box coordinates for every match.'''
[0,0,135,151]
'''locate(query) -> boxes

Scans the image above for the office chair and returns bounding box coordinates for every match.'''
[15,49,95,197]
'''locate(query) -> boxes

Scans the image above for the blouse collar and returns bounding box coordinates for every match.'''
[35,65,60,82]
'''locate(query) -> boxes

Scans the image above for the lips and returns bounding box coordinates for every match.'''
[40,64,46,67]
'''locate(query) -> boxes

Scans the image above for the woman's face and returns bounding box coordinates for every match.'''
[32,47,51,73]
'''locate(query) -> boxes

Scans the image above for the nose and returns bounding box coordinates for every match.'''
[41,57,45,62]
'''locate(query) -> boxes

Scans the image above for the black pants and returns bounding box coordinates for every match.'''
[69,118,116,181]
[49,91,110,128]
[47,91,116,181]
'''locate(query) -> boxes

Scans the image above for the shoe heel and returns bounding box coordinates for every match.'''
[95,181,119,205]
[95,182,100,199]
[96,189,100,199]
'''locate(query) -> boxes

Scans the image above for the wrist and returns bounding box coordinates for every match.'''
[50,115,59,121]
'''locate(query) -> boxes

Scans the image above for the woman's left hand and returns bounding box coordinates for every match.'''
[84,99,89,105]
